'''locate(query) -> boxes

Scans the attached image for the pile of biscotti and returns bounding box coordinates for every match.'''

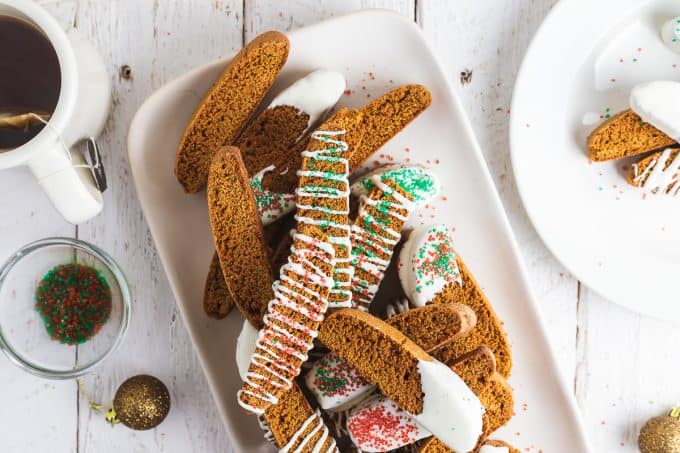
[588,97,679,195]
[174,30,518,453]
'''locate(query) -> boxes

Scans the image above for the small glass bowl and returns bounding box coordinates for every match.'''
[0,238,130,379]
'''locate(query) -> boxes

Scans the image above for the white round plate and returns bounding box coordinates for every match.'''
[511,0,680,321]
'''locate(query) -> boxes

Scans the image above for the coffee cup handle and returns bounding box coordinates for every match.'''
[27,142,103,224]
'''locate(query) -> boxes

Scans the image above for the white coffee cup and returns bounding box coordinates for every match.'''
[0,0,111,224]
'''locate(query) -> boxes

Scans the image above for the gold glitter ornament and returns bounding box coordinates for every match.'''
[113,375,171,430]
[639,407,680,453]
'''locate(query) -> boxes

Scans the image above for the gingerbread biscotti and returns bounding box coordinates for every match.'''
[238,224,335,414]
[249,84,432,200]
[398,224,512,378]
[628,147,680,195]
[347,346,513,452]
[477,440,521,453]
[206,147,274,328]
[349,84,432,170]
[430,255,512,378]
[319,308,485,452]
[450,347,514,439]
[306,303,476,411]
[261,383,338,452]
[203,252,234,319]
[587,109,676,162]
[350,165,440,310]
[234,69,345,177]
[175,31,289,192]
[295,110,359,308]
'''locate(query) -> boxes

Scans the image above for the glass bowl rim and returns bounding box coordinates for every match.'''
[0,237,131,379]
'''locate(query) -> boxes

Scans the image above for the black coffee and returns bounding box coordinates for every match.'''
[0,15,61,149]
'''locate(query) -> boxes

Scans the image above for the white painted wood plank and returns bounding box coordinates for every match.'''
[416,0,579,385]
[0,170,77,453]
[72,1,242,452]
[577,287,680,452]
[244,0,414,36]
[0,3,78,453]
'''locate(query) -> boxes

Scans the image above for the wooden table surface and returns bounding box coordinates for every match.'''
[2,1,678,452]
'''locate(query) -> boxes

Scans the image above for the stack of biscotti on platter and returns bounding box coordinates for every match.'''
[587,81,680,196]
[175,30,518,453]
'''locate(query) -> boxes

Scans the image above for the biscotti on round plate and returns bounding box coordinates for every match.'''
[586,81,680,197]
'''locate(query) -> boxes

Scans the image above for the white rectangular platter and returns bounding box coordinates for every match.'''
[127,9,590,452]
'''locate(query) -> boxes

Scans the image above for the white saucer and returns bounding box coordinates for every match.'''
[511,0,680,321]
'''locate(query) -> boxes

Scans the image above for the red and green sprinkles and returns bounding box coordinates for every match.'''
[249,166,296,224]
[307,352,370,405]
[35,263,112,345]
[413,225,461,295]
[347,396,428,451]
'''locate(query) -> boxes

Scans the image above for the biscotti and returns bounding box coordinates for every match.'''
[628,147,680,195]
[259,107,366,201]
[234,69,345,177]
[415,348,514,453]
[429,256,512,379]
[248,83,432,203]
[350,165,440,310]
[451,347,514,439]
[398,224,462,307]
[238,224,335,414]
[175,31,289,192]
[587,109,676,162]
[261,382,338,452]
[396,223,511,377]
[306,303,476,411]
[206,147,274,328]
[349,85,432,170]
[319,308,485,452]
[295,110,358,308]
[346,347,513,452]
[203,252,234,319]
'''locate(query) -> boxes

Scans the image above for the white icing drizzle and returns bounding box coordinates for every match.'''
[237,233,335,414]
[257,415,277,445]
[385,298,411,318]
[414,359,485,452]
[280,410,338,453]
[632,148,680,196]
[295,130,353,308]
[350,166,439,310]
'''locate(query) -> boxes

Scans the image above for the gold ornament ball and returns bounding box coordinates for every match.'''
[113,375,171,430]
[639,413,680,453]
